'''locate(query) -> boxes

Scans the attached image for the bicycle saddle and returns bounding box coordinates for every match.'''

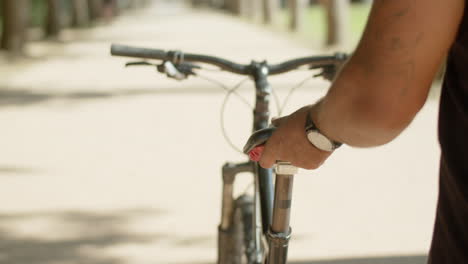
[243,127,276,161]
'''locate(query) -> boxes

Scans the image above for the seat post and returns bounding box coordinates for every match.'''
[267,162,297,264]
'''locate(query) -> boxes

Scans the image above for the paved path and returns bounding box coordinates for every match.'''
[0,1,439,264]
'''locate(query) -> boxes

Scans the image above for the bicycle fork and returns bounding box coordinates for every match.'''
[218,161,258,264]
[218,160,297,264]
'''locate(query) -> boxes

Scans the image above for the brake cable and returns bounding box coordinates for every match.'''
[197,70,317,154]
[196,74,250,154]
[278,74,316,116]
[126,59,322,154]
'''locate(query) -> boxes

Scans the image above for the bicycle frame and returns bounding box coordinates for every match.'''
[219,61,287,264]
[110,44,347,264]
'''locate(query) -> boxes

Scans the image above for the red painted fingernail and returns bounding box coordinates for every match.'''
[248,145,265,162]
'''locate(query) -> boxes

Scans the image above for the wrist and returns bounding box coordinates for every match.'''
[305,103,343,152]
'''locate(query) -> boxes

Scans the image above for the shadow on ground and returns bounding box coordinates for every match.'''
[289,255,428,264]
[0,85,247,108]
[0,80,441,109]
[0,209,160,264]
[0,208,212,264]
[0,88,155,108]
[191,255,428,264]
[0,166,37,176]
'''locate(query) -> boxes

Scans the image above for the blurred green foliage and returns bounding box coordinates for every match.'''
[279,3,372,49]
[31,0,48,27]
[0,0,47,29]
[0,0,73,35]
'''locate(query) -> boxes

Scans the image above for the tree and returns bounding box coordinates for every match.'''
[240,0,248,16]
[288,0,305,31]
[246,0,262,21]
[88,0,103,21]
[262,0,278,24]
[45,0,62,37]
[71,0,90,27]
[210,0,225,8]
[324,0,349,46]
[191,0,208,7]
[1,0,30,54]
[225,0,241,15]
[101,0,119,21]
[224,0,235,13]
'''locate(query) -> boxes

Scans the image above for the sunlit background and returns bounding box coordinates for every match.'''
[0,1,441,263]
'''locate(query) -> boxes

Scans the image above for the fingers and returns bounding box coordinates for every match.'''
[257,105,330,170]
[259,132,281,169]
[259,109,303,169]
[259,152,276,168]
[259,136,329,170]
[259,118,308,169]
[271,116,286,127]
[291,147,330,170]
[260,115,289,168]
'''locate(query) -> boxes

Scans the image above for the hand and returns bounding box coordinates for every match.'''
[259,105,332,170]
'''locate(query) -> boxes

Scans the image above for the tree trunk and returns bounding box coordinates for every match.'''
[239,0,249,17]
[247,0,261,21]
[88,0,103,21]
[262,0,278,24]
[210,0,224,8]
[225,0,240,14]
[129,0,144,9]
[71,0,90,27]
[288,0,305,31]
[45,0,62,37]
[246,0,254,19]
[224,0,234,13]
[1,0,30,54]
[325,0,349,46]
[191,0,207,7]
[101,0,118,20]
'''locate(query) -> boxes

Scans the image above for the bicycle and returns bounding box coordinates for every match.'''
[110,44,347,264]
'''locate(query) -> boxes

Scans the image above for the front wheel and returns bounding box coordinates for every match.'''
[218,194,254,264]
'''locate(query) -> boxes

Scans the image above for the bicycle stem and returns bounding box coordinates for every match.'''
[253,62,271,131]
[219,61,297,264]
[252,62,275,236]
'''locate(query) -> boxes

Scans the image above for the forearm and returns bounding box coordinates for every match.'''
[310,0,463,148]
[311,57,431,147]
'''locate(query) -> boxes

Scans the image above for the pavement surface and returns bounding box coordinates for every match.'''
[0,1,440,264]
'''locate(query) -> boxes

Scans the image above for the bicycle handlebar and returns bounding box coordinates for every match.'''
[110,44,347,76]
[111,44,249,74]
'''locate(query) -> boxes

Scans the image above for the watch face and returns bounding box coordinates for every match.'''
[307,131,334,152]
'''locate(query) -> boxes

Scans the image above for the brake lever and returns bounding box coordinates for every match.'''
[311,64,338,81]
[160,61,187,80]
[157,61,200,80]
[175,62,201,75]
[310,53,348,81]
[125,61,157,67]
[243,127,276,161]
[125,60,198,81]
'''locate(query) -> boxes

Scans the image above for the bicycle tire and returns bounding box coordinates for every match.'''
[218,194,255,264]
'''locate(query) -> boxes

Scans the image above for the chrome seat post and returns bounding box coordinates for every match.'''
[266,162,298,264]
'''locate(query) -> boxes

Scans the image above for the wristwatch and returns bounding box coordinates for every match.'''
[305,111,342,152]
